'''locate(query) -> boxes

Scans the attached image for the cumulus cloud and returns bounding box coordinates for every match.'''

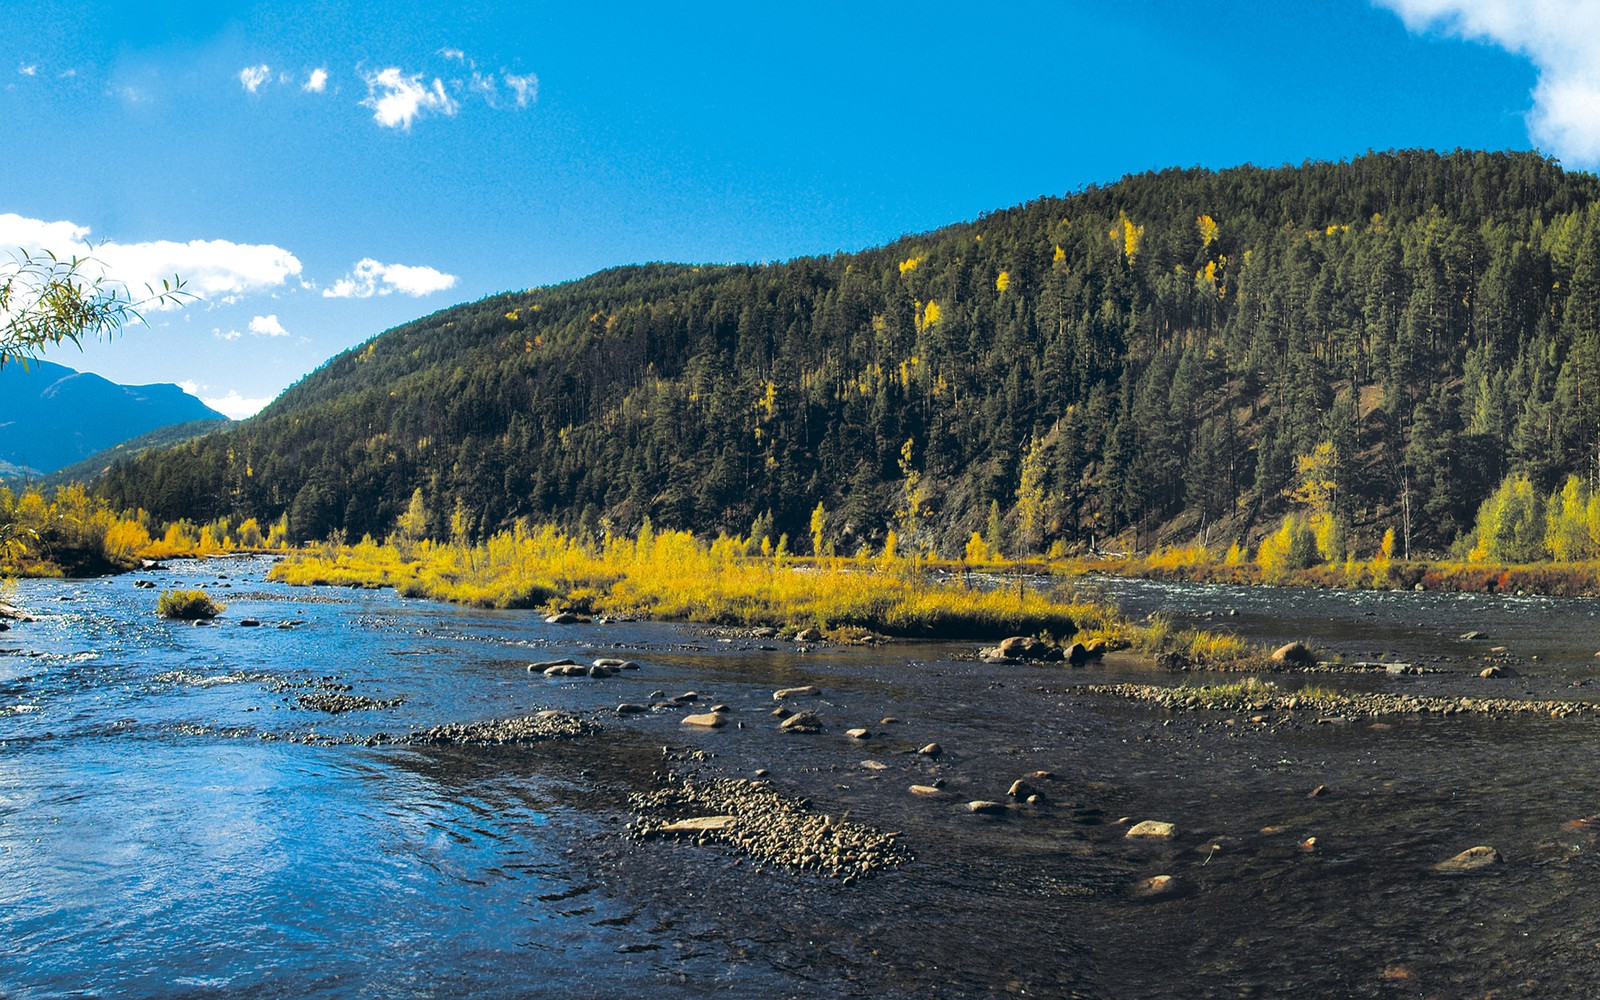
[361,67,458,129]
[200,390,272,420]
[1376,0,1600,165]
[239,64,271,94]
[323,258,457,298]
[304,67,328,93]
[0,212,304,309]
[248,314,288,337]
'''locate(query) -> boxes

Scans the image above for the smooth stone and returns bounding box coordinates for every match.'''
[592,658,629,668]
[681,712,726,728]
[615,703,649,714]
[530,659,577,670]
[1063,642,1091,666]
[655,816,736,834]
[1435,846,1503,873]
[1308,785,1328,798]
[1460,631,1488,640]
[794,627,823,642]
[588,664,619,677]
[846,728,870,739]
[910,784,942,796]
[861,760,889,770]
[773,685,821,700]
[1125,820,1178,840]
[670,692,699,703]
[1480,665,1519,678]
[918,742,942,757]
[880,716,902,725]
[968,800,1008,815]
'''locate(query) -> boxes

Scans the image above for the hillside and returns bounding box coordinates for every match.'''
[95,150,1600,558]
[0,362,228,477]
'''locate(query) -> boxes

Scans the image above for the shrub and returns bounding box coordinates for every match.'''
[157,589,224,620]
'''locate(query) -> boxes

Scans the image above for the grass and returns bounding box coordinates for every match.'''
[269,524,1163,643]
[157,589,224,620]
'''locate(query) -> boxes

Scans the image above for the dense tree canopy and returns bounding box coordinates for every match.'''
[94,150,1600,557]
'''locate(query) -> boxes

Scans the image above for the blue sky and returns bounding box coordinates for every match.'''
[0,0,1574,417]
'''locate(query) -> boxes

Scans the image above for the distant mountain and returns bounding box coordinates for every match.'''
[0,361,229,477]
[42,419,232,489]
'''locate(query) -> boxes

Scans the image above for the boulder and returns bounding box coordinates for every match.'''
[681,712,726,728]
[996,636,1051,660]
[238,618,261,627]
[615,703,649,714]
[1125,820,1179,840]
[794,627,823,642]
[545,612,581,625]
[1480,665,1519,679]
[529,658,577,671]
[588,664,620,677]
[1063,642,1091,666]
[780,711,822,733]
[1137,874,1178,897]
[1008,779,1042,801]
[1434,846,1503,873]
[1270,642,1317,666]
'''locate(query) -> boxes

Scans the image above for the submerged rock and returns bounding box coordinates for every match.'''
[1434,845,1503,873]
[780,711,823,733]
[1125,820,1179,840]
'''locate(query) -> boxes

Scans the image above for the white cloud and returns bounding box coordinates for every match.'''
[213,328,242,341]
[0,212,304,309]
[239,64,271,94]
[323,258,457,298]
[1376,0,1600,165]
[200,390,272,420]
[440,48,469,64]
[18,65,36,77]
[504,72,538,107]
[361,67,458,129]
[248,314,288,337]
[304,67,328,93]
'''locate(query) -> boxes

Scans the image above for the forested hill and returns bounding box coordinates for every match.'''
[96,150,1600,557]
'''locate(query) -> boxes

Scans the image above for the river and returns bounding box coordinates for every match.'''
[3,558,1599,997]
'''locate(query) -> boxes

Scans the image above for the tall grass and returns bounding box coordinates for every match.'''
[271,522,1110,640]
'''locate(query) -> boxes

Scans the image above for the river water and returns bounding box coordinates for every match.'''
[4,559,1600,998]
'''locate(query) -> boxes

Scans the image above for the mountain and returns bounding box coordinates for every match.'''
[0,361,229,477]
[93,150,1600,558]
[42,419,233,490]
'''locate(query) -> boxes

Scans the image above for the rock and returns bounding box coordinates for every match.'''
[670,692,699,703]
[794,627,823,642]
[1385,663,1419,675]
[771,706,792,718]
[780,711,822,733]
[1008,779,1041,800]
[545,612,581,625]
[860,760,888,770]
[1460,630,1488,640]
[1434,845,1503,873]
[880,716,902,725]
[846,728,870,739]
[1269,642,1316,666]
[996,635,1052,660]
[589,664,620,677]
[530,658,577,671]
[1480,665,1520,678]
[710,704,730,713]
[681,713,726,728]
[238,618,261,627]
[653,816,737,835]
[616,703,649,714]
[544,664,585,677]
[918,742,942,758]
[593,657,633,669]
[967,800,1008,815]
[773,685,821,700]
[1125,820,1178,840]
[1308,785,1328,798]
[1138,874,1177,897]
[1063,642,1091,666]
[1082,638,1108,656]
[909,784,943,796]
